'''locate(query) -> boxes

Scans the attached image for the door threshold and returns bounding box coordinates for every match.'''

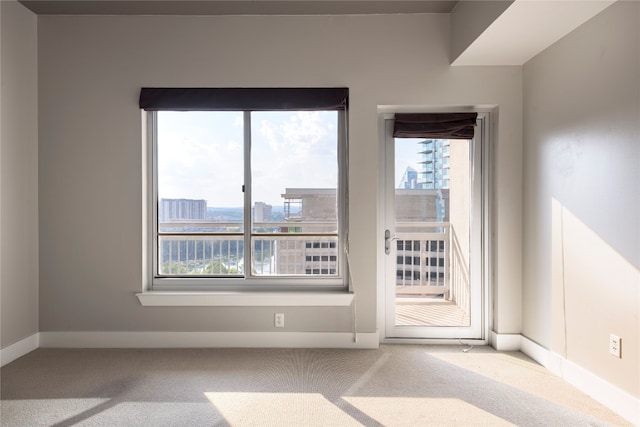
[382,337,487,345]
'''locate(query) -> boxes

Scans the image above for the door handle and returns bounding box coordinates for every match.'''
[385,229,397,255]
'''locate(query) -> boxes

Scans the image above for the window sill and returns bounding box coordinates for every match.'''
[136,291,354,307]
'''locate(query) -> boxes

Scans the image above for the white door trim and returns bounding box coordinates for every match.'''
[377,107,494,342]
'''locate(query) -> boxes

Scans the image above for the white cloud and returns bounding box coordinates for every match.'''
[157,111,338,207]
[158,111,244,206]
[252,111,337,205]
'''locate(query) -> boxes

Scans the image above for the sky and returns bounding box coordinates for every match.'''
[395,138,424,186]
[157,110,338,208]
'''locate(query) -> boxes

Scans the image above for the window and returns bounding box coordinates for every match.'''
[141,88,348,291]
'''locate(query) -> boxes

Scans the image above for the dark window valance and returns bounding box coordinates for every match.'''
[139,87,348,111]
[393,113,478,139]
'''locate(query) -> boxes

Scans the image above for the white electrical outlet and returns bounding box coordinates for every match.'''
[275,313,285,328]
[609,334,621,358]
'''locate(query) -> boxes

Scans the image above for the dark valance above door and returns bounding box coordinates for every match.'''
[393,113,478,139]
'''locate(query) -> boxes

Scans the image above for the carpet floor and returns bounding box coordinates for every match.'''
[0,344,631,426]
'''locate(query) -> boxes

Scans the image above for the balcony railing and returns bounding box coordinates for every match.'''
[156,221,338,277]
[449,226,471,316]
[395,223,449,297]
[395,222,470,320]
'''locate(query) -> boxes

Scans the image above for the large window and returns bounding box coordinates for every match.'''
[141,88,348,290]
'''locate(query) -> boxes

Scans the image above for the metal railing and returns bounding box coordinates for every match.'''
[394,222,471,320]
[395,223,450,297]
[449,227,471,316]
[158,234,245,276]
[156,221,338,277]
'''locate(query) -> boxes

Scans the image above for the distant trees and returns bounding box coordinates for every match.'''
[159,238,276,275]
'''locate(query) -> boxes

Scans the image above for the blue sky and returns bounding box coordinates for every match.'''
[395,138,424,186]
[157,110,338,207]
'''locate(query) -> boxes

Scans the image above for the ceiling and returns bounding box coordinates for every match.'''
[17,0,615,66]
[451,0,616,65]
[19,0,459,16]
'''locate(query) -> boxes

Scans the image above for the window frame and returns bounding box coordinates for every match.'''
[144,106,349,292]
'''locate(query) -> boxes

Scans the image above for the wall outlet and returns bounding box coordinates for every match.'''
[609,334,621,358]
[275,313,285,328]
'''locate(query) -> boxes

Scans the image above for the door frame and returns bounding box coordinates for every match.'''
[376,107,493,344]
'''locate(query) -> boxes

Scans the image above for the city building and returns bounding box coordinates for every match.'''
[399,166,419,189]
[276,188,338,276]
[253,201,272,223]
[281,188,337,222]
[418,139,450,189]
[159,198,207,221]
[418,139,450,222]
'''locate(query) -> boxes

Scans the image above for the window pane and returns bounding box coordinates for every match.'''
[251,111,338,230]
[152,108,344,283]
[395,138,451,223]
[251,111,339,276]
[251,235,338,276]
[156,111,244,276]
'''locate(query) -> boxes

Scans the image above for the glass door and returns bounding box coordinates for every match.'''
[383,114,487,340]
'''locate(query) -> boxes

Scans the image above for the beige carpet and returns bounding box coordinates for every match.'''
[0,345,631,426]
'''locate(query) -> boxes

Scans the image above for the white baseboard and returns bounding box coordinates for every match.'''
[39,331,380,350]
[563,356,639,426]
[519,335,639,426]
[1,333,40,367]
[519,334,550,367]
[489,330,521,351]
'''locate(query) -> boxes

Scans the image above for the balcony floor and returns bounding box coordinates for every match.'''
[395,296,470,327]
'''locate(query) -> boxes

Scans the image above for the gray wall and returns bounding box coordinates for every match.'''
[523,1,639,398]
[0,0,39,348]
[450,0,513,63]
[38,13,523,335]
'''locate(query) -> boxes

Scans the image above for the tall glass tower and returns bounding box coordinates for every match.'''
[418,139,450,222]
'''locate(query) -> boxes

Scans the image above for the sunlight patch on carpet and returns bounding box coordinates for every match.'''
[205,392,361,426]
[342,397,515,426]
[427,351,624,423]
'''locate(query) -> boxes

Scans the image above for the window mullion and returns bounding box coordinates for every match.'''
[149,111,158,285]
[243,111,252,279]
[338,110,348,281]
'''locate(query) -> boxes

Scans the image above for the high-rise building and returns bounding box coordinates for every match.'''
[418,139,450,190]
[418,139,450,222]
[253,202,272,222]
[399,166,420,189]
[159,198,207,221]
[397,140,451,222]
[276,189,338,276]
